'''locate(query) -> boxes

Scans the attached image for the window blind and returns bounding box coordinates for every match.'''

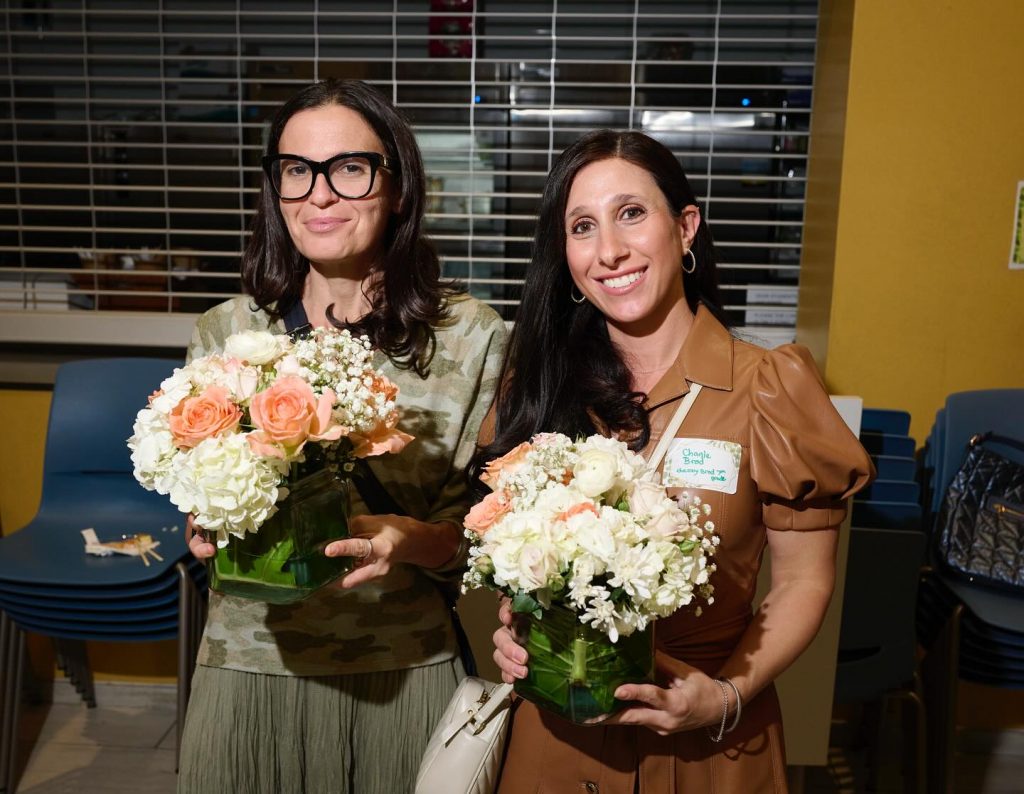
[0,0,818,348]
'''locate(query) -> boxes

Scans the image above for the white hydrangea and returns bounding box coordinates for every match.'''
[127,407,176,492]
[166,434,287,546]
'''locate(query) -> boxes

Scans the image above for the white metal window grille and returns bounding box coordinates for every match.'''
[0,0,818,348]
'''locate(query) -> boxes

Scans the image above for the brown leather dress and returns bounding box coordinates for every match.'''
[496,306,874,794]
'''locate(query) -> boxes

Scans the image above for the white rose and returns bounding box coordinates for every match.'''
[517,542,557,591]
[224,330,282,365]
[628,480,686,539]
[573,449,618,498]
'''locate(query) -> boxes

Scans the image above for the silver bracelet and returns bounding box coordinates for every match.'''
[706,678,729,743]
[720,677,742,733]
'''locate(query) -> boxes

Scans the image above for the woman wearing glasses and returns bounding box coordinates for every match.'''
[177,79,506,794]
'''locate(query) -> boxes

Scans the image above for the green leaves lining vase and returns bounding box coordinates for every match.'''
[514,603,654,724]
[207,468,353,604]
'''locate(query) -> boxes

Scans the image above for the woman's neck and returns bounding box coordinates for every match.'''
[301,263,374,328]
[608,299,696,393]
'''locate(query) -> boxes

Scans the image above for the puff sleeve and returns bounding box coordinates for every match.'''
[749,344,874,531]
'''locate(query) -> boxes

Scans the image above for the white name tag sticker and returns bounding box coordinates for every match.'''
[662,438,742,494]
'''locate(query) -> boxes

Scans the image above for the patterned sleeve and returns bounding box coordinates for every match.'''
[424,301,508,573]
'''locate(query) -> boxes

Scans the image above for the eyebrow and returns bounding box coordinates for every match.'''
[565,193,645,220]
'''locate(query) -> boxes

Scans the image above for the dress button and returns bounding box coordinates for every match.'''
[582,783,599,793]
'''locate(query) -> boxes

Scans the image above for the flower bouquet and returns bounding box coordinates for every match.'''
[128,328,412,604]
[463,433,718,724]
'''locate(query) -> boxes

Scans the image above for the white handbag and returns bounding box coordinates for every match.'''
[415,676,514,794]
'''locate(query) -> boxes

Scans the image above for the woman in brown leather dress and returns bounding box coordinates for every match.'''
[473,130,874,793]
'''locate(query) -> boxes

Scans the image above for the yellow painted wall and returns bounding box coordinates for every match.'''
[800,0,1024,730]
[800,0,1024,441]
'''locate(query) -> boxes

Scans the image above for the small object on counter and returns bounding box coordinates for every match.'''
[81,528,162,565]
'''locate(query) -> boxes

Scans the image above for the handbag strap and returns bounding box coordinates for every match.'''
[647,383,703,473]
[972,432,1024,454]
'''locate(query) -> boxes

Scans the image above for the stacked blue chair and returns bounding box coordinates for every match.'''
[835,406,927,792]
[914,389,1024,794]
[852,408,924,532]
[0,359,207,794]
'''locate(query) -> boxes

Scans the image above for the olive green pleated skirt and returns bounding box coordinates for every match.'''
[177,658,464,794]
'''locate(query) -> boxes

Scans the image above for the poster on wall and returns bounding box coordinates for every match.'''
[1010,180,1024,270]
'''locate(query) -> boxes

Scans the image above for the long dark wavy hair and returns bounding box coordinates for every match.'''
[242,78,455,376]
[471,130,727,481]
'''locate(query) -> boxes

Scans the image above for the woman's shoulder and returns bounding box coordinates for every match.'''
[729,333,821,386]
[440,293,506,334]
[189,296,279,359]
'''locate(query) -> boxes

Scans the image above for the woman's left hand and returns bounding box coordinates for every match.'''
[603,652,724,736]
[324,514,460,589]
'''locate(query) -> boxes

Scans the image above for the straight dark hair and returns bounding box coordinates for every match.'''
[471,130,726,481]
[242,78,455,376]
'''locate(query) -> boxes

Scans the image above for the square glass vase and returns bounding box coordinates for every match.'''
[513,602,654,725]
[207,468,352,604]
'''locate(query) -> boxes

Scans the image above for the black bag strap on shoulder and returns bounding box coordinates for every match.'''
[971,432,1024,454]
[348,459,478,676]
[281,300,312,338]
[282,300,477,674]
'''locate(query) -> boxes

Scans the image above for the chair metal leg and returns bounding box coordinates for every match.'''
[887,687,927,794]
[3,626,26,794]
[0,611,12,794]
[921,603,962,794]
[58,640,94,708]
[175,561,200,772]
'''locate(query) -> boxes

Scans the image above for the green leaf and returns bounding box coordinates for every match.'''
[678,539,697,554]
[512,591,541,615]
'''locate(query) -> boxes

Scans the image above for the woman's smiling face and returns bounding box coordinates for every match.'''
[564,156,699,334]
[276,104,394,275]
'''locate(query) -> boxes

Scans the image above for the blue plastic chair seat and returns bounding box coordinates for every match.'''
[861,408,912,435]
[860,432,915,457]
[872,455,917,481]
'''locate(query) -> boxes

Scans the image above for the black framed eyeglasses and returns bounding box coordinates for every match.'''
[262,151,395,200]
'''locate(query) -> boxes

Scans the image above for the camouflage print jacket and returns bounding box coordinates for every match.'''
[188,294,507,676]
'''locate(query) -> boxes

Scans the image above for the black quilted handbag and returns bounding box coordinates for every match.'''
[935,433,1024,591]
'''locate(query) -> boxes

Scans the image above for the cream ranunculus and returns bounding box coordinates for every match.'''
[573,449,619,498]
[224,330,283,365]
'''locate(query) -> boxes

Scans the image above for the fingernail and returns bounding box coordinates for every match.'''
[614,687,628,699]
[515,651,528,665]
[515,666,528,679]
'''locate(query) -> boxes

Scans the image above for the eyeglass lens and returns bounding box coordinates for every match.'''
[270,155,377,199]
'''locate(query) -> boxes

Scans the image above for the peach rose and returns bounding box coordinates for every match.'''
[349,425,414,459]
[168,386,242,449]
[247,375,343,459]
[464,491,512,535]
[479,441,532,489]
[556,502,599,523]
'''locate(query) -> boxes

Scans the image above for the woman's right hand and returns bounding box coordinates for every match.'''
[185,514,216,560]
[493,598,530,684]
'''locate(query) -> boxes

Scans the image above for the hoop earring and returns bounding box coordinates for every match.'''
[682,249,697,275]
[570,286,587,305]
